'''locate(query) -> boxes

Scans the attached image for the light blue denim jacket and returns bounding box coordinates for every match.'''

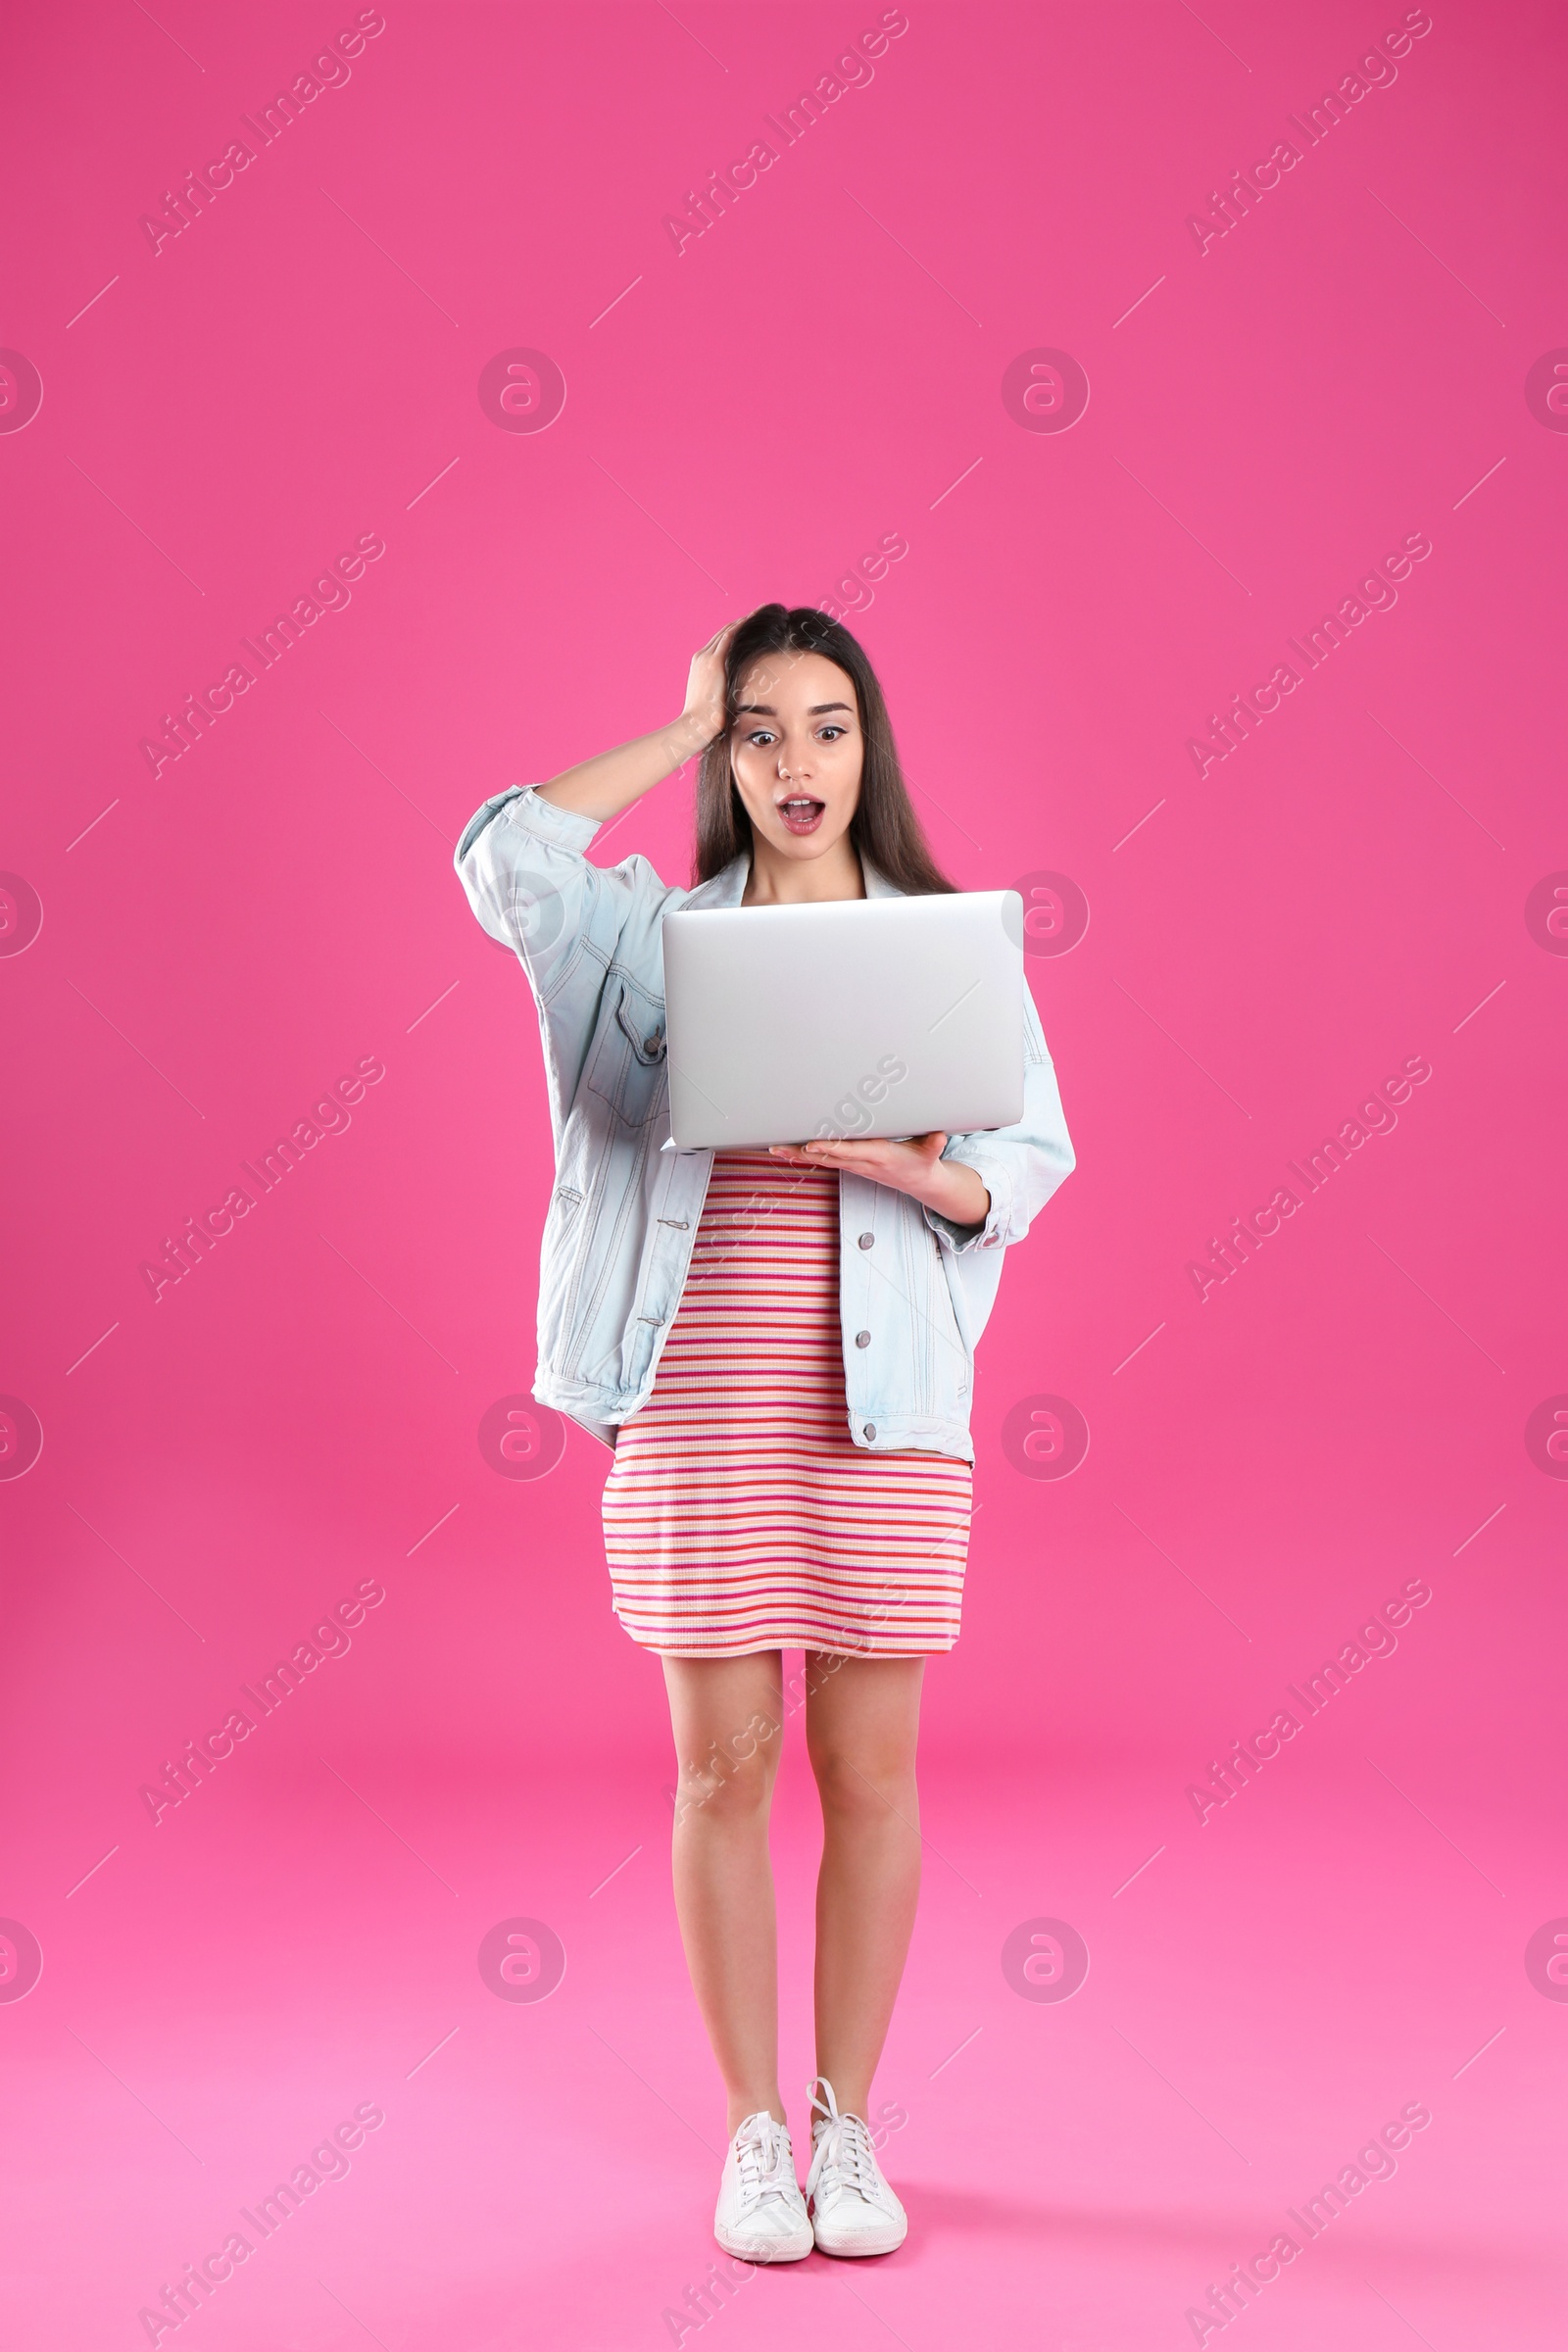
[454,785,1075,1462]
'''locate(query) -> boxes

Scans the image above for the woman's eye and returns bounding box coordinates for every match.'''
[818,725,846,741]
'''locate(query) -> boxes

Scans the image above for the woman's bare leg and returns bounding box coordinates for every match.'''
[805,1651,926,2121]
[662,1650,787,2135]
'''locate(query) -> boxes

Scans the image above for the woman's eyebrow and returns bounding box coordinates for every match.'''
[735,701,855,716]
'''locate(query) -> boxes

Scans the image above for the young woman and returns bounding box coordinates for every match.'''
[454,606,1074,2262]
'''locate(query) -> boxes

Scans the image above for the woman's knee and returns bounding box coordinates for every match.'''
[808,1740,918,1826]
[674,1711,782,1826]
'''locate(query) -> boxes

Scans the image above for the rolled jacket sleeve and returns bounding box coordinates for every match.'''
[455,783,684,1007]
[454,786,606,982]
[455,783,687,1130]
[922,985,1075,1256]
[457,782,603,867]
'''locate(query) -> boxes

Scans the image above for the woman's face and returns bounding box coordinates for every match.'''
[727,649,863,861]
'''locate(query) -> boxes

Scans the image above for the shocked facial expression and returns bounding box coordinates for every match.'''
[727,649,863,861]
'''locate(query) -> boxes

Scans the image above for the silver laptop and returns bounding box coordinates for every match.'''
[661,891,1024,1151]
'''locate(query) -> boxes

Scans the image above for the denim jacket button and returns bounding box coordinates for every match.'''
[855,1329,870,1348]
[858,1231,874,1250]
[863,1423,876,1440]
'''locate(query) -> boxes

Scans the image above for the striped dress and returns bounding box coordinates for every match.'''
[601,1150,972,1656]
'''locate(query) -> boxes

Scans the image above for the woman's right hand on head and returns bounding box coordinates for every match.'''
[679,618,742,754]
[534,621,747,817]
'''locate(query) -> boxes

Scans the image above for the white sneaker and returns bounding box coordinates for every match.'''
[713,2110,813,2262]
[804,2077,908,2256]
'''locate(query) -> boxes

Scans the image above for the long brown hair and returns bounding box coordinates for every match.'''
[693,604,956,894]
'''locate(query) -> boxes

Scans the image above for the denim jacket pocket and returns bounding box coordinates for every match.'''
[584,976,667,1126]
[536,1180,586,1334]
[930,1249,973,1400]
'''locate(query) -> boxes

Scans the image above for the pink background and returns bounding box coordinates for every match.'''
[3,2,1565,2344]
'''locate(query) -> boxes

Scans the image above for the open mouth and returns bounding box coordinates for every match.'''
[776,795,826,836]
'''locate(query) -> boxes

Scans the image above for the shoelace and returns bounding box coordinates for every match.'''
[733,2115,797,2214]
[809,2109,882,2209]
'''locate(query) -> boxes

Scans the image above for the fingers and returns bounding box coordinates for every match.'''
[768,1140,876,1167]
